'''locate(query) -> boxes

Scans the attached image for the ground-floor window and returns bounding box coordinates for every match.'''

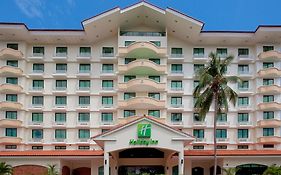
[172,165,178,175]
[236,164,267,175]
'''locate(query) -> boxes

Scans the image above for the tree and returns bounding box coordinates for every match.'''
[193,52,239,175]
[223,167,238,175]
[0,162,13,175]
[263,164,281,175]
[47,164,59,175]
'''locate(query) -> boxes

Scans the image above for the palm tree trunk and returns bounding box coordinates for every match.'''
[213,93,218,175]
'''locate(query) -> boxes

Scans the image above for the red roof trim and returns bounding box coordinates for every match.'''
[185,150,281,156]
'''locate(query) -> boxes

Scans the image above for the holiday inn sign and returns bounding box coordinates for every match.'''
[129,124,159,146]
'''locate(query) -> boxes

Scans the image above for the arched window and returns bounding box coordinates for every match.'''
[172,165,178,175]
[192,167,204,175]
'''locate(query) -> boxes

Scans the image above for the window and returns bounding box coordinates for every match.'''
[55,113,66,122]
[79,80,90,89]
[216,129,227,138]
[79,47,91,57]
[124,41,135,46]
[263,62,274,69]
[55,129,66,139]
[6,111,17,120]
[263,144,274,148]
[6,94,17,102]
[171,80,182,90]
[238,81,249,90]
[124,75,136,82]
[6,60,18,67]
[263,128,274,136]
[32,129,43,139]
[193,48,204,57]
[171,113,182,122]
[150,41,161,47]
[193,113,201,122]
[171,64,183,73]
[238,48,249,57]
[149,76,160,82]
[124,93,136,100]
[32,96,44,105]
[101,113,113,122]
[193,129,204,138]
[79,96,90,106]
[193,145,204,150]
[102,64,114,73]
[102,80,113,90]
[32,113,43,123]
[120,31,165,37]
[124,110,135,118]
[56,47,67,57]
[6,77,18,84]
[263,46,274,52]
[79,64,91,73]
[78,113,90,122]
[238,129,248,138]
[78,146,90,150]
[56,64,67,73]
[263,95,274,103]
[171,48,183,57]
[55,96,67,106]
[55,146,66,150]
[193,80,199,88]
[238,113,249,122]
[238,65,249,74]
[5,145,17,149]
[32,146,43,150]
[263,111,274,120]
[263,79,274,86]
[238,145,249,149]
[33,46,44,56]
[7,43,18,50]
[33,63,44,73]
[238,97,249,106]
[102,47,114,57]
[6,128,17,137]
[217,113,227,122]
[32,80,44,90]
[171,97,182,107]
[217,48,227,57]
[148,93,160,100]
[79,129,90,139]
[124,58,136,64]
[194,64,204,73]
[148,110,160,118]
[102,96,113,106]
[217,145,227,149]
[56,80,67,90]
[149,58,161,65]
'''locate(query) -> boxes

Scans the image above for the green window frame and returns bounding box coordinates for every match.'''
[102,47,114,57]
[6,60,18,67]
[238,97,249,106]
[124,58,136,64]
[238,65,249,74]
[238,129,248,138]
[79,47,91,57]
[102,80,113,90]
[6,94,17,102]
[6,111,17,119]
[193,129,204,138]
[217,113,227,122]
[102,96,113,106]
[124,75,136,82]
[102,64,114,73]
[193,48,204,57]
[79,96,90,106]
[263,46,274,52]
[263,128,274,136]
[56,64,67,73]
[79,80,90,89]
[32,129,43,139]
[171,48,183,56]
[32,96,44,105]
[263,79,274,86]
[148,76,160,82]
[150,41,161,47]
[194,64,204,73]
[149,58,161,65]
[148,110,160,118]
[263,95,274,103]
[6,77,18,84]
[79,64,91,73]
[263,111,274,120]
[55,96,67,105]
[124,41,135,46]
[124,110,135,118]
[171,97,182,106]
[171,80,182,90]
[55,129,66,139]
[238,113,249,122]
[148,93,160,100]
[33,63,44,73]
[56,47,67,56]
[6,128,17,137]
[171,113,182,122]
[32,80,44,89]
[32,113,43,122]
[78,113,90,122]
[33,46,44,56]
[216,129,227,138]
[56,80,67,89]
[55,113,66,122]
[171,64,183,73]
[101,113,113,122]
[238,48,249,57]
[238,81,249,90]
[7,43,18,50]
[124,92,136,100]
[263,62,274,69]
[79,129,90,139]
[217,48,227,57]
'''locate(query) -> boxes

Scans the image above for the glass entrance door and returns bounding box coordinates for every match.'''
[118,166,165,175]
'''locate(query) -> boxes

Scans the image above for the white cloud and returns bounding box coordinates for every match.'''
[15,0,44,18]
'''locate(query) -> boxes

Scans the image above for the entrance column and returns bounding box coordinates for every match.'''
[178,150,184,175]
[104,152,110,175]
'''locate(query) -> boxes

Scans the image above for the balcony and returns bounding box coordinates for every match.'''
[118,41,166,58]
[258,102,281,110]
[29,53,44,61]
[238,55,253,63]
[192,55,208,62]
[118,97,165,109]
[258,68,281,78]
[257,119,281,127]
[0,137,22,144]
[0,84,23,93]
[237,121,253,127]
[0,48,23,59]
[118,59,166,75]
[257,136,281,143]
[0,66,23,76]
[77,53,92,60]
[53,53,67,60]
[0,102,23,110]
[118,78,165,92]
[258,50,281,61]
[258,85,281,94]
[0,119,22,127]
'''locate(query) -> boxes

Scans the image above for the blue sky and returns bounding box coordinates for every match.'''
[1,0,281,31]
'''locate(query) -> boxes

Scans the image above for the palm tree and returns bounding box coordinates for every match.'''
[263,164,281,175]
[222,167,238,175]
[47,164,59,175]
[0,162,13,175]
[193,52,239,175]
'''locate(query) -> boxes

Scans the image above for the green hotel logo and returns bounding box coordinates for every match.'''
[137,124,151,138]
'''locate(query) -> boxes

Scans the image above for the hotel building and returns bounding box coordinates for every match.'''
[0,1,281,175]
